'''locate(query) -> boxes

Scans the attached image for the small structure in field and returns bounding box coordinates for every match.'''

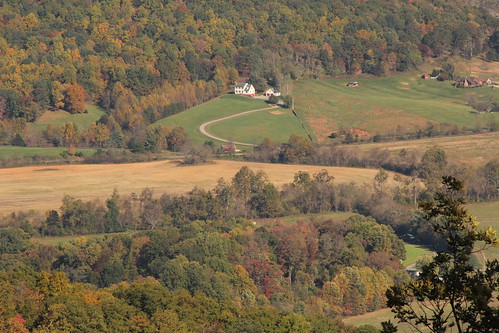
[346,81,359,87]
[234,83,256,96]
[454,77,492,88]
[221,144,237,153]
[264,87,281,97]
[421,74,430,80]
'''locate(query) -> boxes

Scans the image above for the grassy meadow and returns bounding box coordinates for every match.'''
[0,160,390,215]
[292,72,498,143]
[155,94,269,145]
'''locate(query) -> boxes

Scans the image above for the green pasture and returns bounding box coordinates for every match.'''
[32,104,105,131]
[293,72,499,141]
[0,146,96,159]
[206,107,309,145]
[156,94,268,145]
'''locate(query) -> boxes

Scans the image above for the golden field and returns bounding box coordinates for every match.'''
[0,160,389,215]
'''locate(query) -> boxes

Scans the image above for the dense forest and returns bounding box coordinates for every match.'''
[0,0,497,150]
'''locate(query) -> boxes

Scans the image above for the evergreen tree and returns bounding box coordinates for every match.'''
[382,177,499,333]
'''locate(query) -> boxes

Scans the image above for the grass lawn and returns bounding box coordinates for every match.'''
[293,72,498,143]
[155,94,268,145]
[32,103,105,132]
[0,160,392,215]
[206,107,309,145]
[0,146,96,159]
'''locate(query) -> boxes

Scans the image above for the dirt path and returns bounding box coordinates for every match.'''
[199,106,279,146]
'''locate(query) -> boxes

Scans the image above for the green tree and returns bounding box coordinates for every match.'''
[418,147,447,196]
[383,177,499,333]
[0,227,30,254]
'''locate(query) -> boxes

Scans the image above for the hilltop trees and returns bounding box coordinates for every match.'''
[383,177,499,333]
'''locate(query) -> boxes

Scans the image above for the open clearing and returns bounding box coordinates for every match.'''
[292,71,498,143]
[32,104,105,132]
[0,160,390,215]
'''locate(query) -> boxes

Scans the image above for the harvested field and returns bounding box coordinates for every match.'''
[0,160,390,215]
[338,132,499,167]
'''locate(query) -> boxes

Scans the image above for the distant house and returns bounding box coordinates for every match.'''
[221,144,237,153]
[346,82,359,87]
[234,83,256,96]
[454,77,492,88]
[264,87,281,97]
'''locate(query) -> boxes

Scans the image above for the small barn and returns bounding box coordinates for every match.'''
[264,87,281,96]
[221,144,237,153]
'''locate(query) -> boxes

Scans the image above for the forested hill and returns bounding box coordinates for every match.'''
[0,0,497,133]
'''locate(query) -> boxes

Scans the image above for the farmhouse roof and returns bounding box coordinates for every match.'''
[235,82,247,88]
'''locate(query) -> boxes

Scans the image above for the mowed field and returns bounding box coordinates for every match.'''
[339,132,499,167]
[0,160,390,215]
[292,72,498,142]
[206,108,309,145]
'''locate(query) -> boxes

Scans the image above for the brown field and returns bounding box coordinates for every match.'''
[339,132,499,167]
[0,160,390,215]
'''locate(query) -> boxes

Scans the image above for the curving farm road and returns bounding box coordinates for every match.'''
[199,105,280,146]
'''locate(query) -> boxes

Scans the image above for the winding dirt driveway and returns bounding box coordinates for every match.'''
[199,106,279,146]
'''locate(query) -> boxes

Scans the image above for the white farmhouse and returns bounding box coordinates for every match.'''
[234,83,256,96]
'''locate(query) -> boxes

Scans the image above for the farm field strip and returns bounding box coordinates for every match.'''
[0,146,97,158]
[0,160,390,215]
[334,132,499,167]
